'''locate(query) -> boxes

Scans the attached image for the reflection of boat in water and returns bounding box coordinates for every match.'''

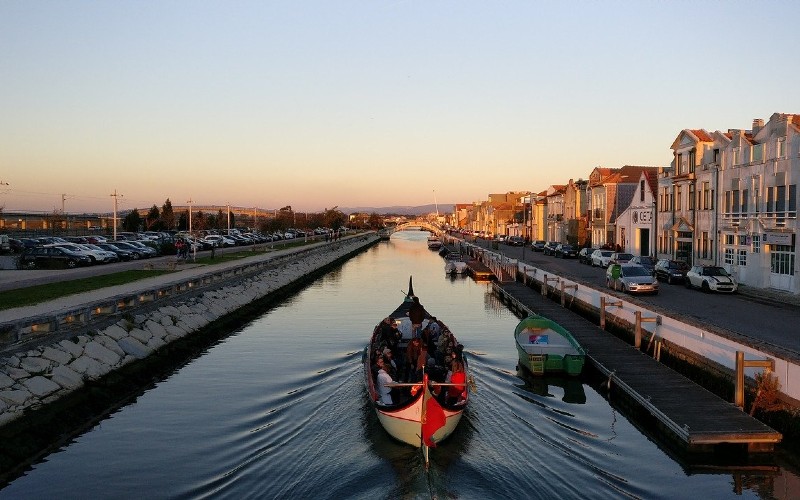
[516,368,586,404]
[362,276,471,464]
[514,315,585,376]
[444,252,468,275]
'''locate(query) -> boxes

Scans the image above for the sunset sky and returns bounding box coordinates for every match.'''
[1,2,798,214]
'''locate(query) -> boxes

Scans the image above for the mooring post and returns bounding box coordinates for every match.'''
[560,282,578,307]
[734,351,775,409]
[634,311,660,349]
[600,296,623,330]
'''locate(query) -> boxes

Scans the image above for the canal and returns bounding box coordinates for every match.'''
[1,230,798,499]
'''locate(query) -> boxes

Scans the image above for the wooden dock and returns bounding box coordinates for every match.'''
[465,259,494,280]
[494,281,782,454]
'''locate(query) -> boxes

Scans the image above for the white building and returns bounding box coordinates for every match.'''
[615,171,657,257]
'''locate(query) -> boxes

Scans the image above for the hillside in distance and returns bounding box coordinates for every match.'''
[340,204,454,216]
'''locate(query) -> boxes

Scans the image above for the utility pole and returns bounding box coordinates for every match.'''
[227,203,231,234]
[110,189,123,240]
[187,198,195,260]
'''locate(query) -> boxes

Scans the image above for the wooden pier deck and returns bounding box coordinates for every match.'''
[465,259,494,280]
[494,281,782,454]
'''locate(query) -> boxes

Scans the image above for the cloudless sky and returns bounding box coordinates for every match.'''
[1,1,798,213]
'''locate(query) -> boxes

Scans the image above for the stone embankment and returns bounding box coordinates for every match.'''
[0,234,378,428]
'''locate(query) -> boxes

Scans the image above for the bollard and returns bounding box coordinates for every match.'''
[560,282,578,307]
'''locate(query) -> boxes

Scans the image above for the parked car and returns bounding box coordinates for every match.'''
[0,234,10,254]
[578,247,597,265]
[107,241,149,259]
[685,266,738,293]
[18,246,92,269]
[542,241,559,256]
[610,252,634,265]
[654,259,689,284]
[606,264,660,295]
[630,255,656,275]
[531,240,546,252]
[506,236,524,247]
[554,243,577,258]
[203,235,235,247]
[590,249,615,267]
[8,238,25,254]
[97,242,134,261]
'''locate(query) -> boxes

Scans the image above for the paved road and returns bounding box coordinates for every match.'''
[462,236,800,359]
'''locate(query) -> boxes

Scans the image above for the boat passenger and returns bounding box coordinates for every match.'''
[405,336,422,382]
[407,296,427,338]
[446,360,467,405]
[383,348,398,378]
[375,357,394,405]
[378,317,400,354]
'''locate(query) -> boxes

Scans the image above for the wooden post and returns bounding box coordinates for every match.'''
[560,282,578,307]
[734,351,775,409]
[634,311,659,350]
[600,296,622,330]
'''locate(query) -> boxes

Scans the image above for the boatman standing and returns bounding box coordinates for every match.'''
[408,296,427,339]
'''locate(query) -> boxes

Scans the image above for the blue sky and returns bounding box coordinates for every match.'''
[1,1,798,213]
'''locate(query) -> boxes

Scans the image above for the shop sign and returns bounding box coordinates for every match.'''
[765,232,792,245]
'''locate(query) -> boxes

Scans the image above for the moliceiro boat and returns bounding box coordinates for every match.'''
[514,314,585,376]
[363,277,470,463]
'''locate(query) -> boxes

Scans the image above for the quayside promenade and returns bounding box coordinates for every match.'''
[0,233,380,431]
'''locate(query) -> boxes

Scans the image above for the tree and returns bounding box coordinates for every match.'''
[123,209,142,232]
[161,199,175,230]
[146,205,161,230]
[322,206,347,230]
[368,212,384,229]
[177,212,188,231]
[216,209,225,230]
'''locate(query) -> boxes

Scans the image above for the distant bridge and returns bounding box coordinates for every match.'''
[385,220,443,236]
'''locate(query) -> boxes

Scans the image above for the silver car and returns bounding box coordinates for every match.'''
[606,264,660,295]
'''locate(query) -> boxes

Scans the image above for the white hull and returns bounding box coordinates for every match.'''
[445,261,468,274]
[375,392,464,447]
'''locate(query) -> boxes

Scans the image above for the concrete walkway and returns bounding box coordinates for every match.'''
[0,239,343,325]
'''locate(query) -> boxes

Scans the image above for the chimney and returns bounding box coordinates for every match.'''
[752,118,764,134]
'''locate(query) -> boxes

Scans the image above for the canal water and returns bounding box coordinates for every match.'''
[1,231,797,499]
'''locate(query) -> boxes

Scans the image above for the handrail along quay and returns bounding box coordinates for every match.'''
[493,280,782,456]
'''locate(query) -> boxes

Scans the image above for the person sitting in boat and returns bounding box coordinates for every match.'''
[436,329,456,366]
[375,356,394,405]
[383,348,398,378]
[414,344,431,382]
[405,336,423,382]
[407,296,427,339]
[445,359,467,406]
[378,317,400,355]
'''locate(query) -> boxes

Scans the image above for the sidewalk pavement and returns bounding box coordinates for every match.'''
[0,241,330,324]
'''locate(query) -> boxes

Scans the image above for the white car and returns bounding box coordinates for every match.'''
[591,249,614,267]
[685,266,738,293]
[203,235,235,247]
[606,264,659,295]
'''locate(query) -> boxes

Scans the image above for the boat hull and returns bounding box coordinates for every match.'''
[374,391,464,447]
[514,315,585,376]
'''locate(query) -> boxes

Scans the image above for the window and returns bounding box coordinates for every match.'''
[689,184,696,210]
[766,187,775,214]
[777,138,786,158]
[677,153,683,175]
[689,150,696,173]
[741,189,748,214]
[771,245,796,276]
[700,231,710,259]
[753,143,764,162]
[724,247,734,265]
[733,148,740,165]
[752,233,761,254]
[713,148,720,164]
[676,186,682,211]
[724,234,735,245]
[640,180,645,202]
[777,185,786,213]
[738,249,747,266]
[789,185,796,215]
